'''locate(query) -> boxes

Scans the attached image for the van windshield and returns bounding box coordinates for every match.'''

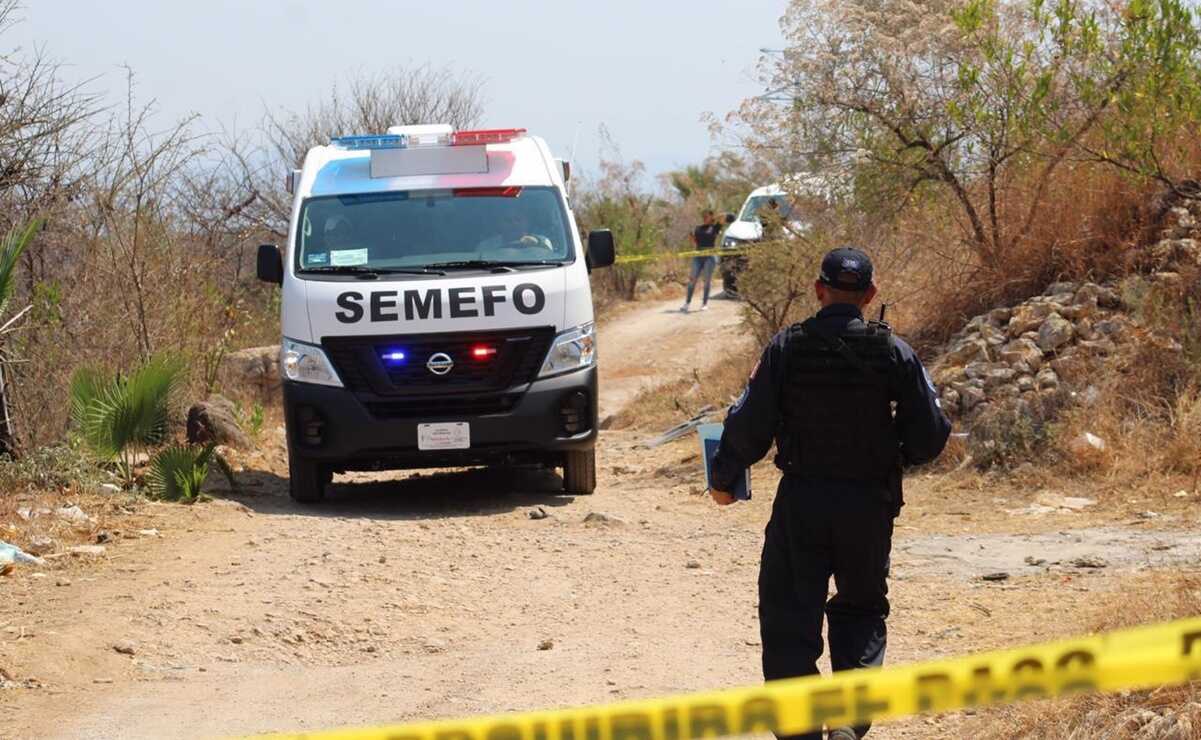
[295,186,573,271]
[738,195,795,223]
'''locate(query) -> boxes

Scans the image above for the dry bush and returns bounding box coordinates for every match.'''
[610,347,758,431]
[889,162,1158,353]
[1044,272,1201,481]
[973,574,1201,739]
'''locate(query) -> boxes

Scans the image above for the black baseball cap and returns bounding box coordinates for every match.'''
[819,247,874,291]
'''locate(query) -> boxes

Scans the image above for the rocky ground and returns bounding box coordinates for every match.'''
[1,296,1199,739]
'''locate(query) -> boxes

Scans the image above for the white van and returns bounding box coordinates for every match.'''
[718,179,825,294]
[256,125,615,502]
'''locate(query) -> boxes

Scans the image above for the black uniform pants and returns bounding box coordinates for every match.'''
[758,475,895,740]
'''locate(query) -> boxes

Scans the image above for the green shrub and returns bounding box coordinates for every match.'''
[146,442,235,502]
[0,441,104,494]
[69,355,185,486]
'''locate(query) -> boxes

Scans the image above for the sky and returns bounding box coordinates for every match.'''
[11,0,785,182]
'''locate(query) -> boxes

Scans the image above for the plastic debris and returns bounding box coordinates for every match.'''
[0,541,47,568]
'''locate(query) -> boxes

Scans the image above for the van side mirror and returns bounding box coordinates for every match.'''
[586,230,616,270]
[556,158,571,183]
[257,244,283,284]
[724,212,736,225]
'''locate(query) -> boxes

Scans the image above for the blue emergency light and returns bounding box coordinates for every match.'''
[381,350,407,364]
[331,134,408,151]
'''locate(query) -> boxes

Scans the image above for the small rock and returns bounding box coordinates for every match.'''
[598,414,616,430]
[1045,281,1079,296]
[986,307,1012,325]
[1016,375,1036,393]
[95,531,112,544]
[137,529,159,538]
[378,555,387,564]
[186,395,251,450]
[981,572,1010,582]
[984,367,1017,389]
[528,507,550,521]
[1173,490,1191,498]
[69,545,107,557]
[1070,556,1108,569]
[944,338,991,365]
[230,636,244,644]
[93,678,114,684]
[685,560,702,569]
[958,385,986,412]
[583,512,624,526]
[537,639,554,651]
[113,640,137,656]
[1024,556,1047,566]
[1036,367,1059,390]
[1008,303,1054,337]
[55,578,71,587]
[1137,511,1161,520]
[1037,314,1075,352]
[99,483,122,495]
[26,536,55,556]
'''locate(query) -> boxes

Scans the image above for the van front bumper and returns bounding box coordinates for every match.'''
[281,367,597,471]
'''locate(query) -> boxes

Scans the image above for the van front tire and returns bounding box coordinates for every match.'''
[289,453,330,504]
[563,449,596,495]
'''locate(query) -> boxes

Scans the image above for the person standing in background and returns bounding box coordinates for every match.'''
[680,209,723,313]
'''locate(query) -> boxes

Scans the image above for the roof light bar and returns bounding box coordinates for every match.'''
[331,134,408,150]
[451,128,527,147]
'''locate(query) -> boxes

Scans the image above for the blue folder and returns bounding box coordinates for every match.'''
[698,423,751,500]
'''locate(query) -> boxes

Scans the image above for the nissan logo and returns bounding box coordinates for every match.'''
[426,352,454,376]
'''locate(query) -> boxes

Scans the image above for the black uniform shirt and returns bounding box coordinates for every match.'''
[694,223,721,249]
[711,304,951,498]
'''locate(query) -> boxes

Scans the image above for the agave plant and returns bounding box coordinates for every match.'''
[69,355,185,487]
[145,442,235,502]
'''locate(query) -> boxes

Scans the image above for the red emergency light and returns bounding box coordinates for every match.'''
[471,346,498,360]
[451,128,527,146]
[452,186,523,198]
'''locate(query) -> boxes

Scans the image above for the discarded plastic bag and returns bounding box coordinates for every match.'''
[0,541,47,568]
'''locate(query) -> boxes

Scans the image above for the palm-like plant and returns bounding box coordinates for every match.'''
[146,442,234,502]
[69,355,184,487]
[0,220,44,454]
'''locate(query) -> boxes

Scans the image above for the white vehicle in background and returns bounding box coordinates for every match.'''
[256,124,616,503]
[718,178,825,296]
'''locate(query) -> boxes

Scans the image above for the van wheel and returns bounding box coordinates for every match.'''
[289,453,330,503]
[563,449,596,495]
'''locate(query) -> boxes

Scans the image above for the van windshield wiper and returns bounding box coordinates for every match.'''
[423,259,566,271]
[299,265,446,277]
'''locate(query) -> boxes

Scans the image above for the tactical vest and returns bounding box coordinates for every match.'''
[779,317,900,483]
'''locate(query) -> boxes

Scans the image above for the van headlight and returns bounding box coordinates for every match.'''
[280,338,343,387]
[722,235,743,249]
[539,323,596,378]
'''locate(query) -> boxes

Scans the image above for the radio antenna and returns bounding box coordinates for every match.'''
[567,121,582,196]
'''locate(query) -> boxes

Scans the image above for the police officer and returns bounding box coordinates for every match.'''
[709,247,951,740]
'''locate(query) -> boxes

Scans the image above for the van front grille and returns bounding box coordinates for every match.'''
[323,327,555,396]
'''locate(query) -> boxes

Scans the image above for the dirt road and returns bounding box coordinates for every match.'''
[2,297,1199,739]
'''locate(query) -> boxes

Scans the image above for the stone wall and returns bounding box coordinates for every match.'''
[932,193,1201,431]
[932,282,1134,422]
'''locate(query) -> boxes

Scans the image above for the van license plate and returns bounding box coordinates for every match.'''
[417,422,470,451]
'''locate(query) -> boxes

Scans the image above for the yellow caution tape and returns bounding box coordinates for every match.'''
[614,248,753,265]
[252,617,1201,740]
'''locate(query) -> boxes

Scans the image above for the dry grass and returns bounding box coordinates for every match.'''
[971,573,1201,739]
[608,345,758,431]
[878,161,1161,354]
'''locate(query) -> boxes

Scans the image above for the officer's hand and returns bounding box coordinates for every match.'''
[709,489,736,506]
